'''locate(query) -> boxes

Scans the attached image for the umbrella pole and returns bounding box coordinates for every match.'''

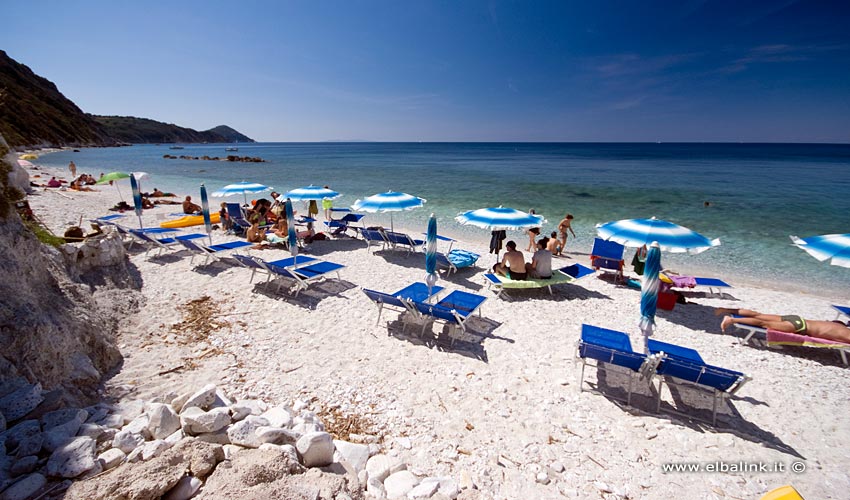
[115,184,124,201]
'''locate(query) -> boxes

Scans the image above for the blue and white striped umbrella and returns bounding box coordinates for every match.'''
[455,206,545,231]
[639,242,661,349]
[596,217,720,254]
[284,185,341,201]
[791,233,850,268]
[211,181,272,205]
[285,198,298,259]
[130,173,143,228]
[200,184,212,245]
[351,191,426,232]
[425,213,438,295]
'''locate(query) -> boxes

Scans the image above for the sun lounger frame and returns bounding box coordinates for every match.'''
[485,263,595,299]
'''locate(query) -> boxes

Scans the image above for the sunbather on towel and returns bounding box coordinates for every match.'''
[717,308,850,344]
[525,237,553,279]
[493,241,527,280]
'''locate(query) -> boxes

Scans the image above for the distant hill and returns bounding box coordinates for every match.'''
[0,50,253,149]
[0,49,115,148]
[91,116,254,144]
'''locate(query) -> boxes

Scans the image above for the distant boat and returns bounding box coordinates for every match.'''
[225,141,238,152]
[169,145,184,150]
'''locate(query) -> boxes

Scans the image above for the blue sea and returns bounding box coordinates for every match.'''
[38,143,850,298]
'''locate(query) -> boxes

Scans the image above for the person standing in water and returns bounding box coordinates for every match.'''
[69,161,77,178]
[556,214,575,256]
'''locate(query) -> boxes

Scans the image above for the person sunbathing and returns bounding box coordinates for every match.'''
[717,308,850,344]
[183,196,202,214]
[46,177,61,188]
[493,240,527,280]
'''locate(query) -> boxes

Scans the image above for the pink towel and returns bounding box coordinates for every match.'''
[668,275,697,288]
[766,329,850,348]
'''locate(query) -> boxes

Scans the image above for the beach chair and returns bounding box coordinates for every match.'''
[833,305,850,321]
[436,249,481,274]
[232,254,272,284]
[129,229,207,257]
[484,263,595,298]
[590,238,625,280]
[662,273,733,297]
[177,238,253,266]
[359,228,389,253]
[225,203,250,234]
[361,282,445,327]
[325,212,366,238]
[407,290,487,345]
[765,329,850,366]
[384,231,425,254]
[647,339,750,425]
[258,257,344,297]
[90,214,125,224]
[576,324,661,406]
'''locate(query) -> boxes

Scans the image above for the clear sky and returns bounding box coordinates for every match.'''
[3,1,849,142]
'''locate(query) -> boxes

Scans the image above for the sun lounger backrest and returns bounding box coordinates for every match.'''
[591,238,625,259]
[436,290,486,316]
[233,254,263,270]
[579,324,647,372]
[363,289,405,308]
[654,356,744,393]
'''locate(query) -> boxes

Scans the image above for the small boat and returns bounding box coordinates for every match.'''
[225,147,238,152]
[169,145,184,150]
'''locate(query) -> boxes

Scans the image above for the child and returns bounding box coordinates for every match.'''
[219,202,233,233]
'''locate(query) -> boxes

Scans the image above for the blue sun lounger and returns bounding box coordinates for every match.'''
[833,305,850,321]
[647,339,750,425]
[576,324,661,406]
[359,228,389,253]
[590,238,626,280]
[258,257,344,296]
[407,290,487,345]
[384,231,425,254]
[325,213,367,237]
[436,249,481,274]
[177,238,253,266]
[129,229,207,257]
[362,282,445,327]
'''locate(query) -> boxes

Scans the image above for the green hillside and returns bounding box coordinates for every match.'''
[91,116,254,144]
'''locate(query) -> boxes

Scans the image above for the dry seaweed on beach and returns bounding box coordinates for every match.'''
[170,296,230,344]
[317,406,375,441]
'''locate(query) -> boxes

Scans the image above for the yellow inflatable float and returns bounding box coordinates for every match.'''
[160,212,220,229]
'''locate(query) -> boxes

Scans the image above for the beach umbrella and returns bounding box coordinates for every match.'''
[130,174,143,229]
[596,217,720,254]
[639,242,661,350]
[284,185,341,201]
[456,206,545,230]
[351,191,426,232]
[201,184,212,245]
[96,171,131,201]
[212,181,272,206]
[791,233,850,268]
[285,198,299,260]
[425,213,438,295]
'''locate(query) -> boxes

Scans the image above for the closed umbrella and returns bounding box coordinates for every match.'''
[790,233,850,268]
[639,242,661,349]
[596,217,720,254]
[351,191,425,233]
[212,181,272,206]
[96,171,131,201]
[130,174,143,229]
[285,198,299,260]
[425,213,438,295]
[201,184,212,245]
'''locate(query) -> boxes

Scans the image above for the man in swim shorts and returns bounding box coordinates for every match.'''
[716,308,850,343]
[493,241,527,280]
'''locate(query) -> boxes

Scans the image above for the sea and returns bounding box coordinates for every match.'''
[36,142,850,298]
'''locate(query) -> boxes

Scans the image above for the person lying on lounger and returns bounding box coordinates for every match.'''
[493,240,527,280]
[717,308,850,344]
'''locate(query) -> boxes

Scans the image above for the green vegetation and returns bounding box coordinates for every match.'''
[92,116,254,144]
[23,219,65,247]
[0,143,23,219]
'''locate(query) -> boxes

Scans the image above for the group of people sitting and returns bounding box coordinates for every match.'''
[492,237,558,280]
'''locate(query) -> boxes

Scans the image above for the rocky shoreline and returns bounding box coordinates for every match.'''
[162,155,266,163]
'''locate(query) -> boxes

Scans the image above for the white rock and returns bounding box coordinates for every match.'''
[407,477,439,499]
[536,472,550,484]
[366,454,406,483]
[226,416,269,448]
[395,437,412,450]
[97,448,126,471]
[115,400,145,424]
[0,473,46,500]
[141,439,170,461]
[292,399,308,412]
[334,440,370,473]
[437,477,459,499]
[222,444,241,460]
[126,447,143,463]
[181,407,230,435]
[46,436,96,478]
[550,461,565,473]
[181,384,217,412]
[195,428,231,445]
[384,470,419,499]
[147,404,182,440]
[100,414,124,429]
[229,400,266,422]
[212,390,233,408]
[165,429,184,445]
[296,432,334,467]
[163,475,202,500]
[123,414,151,439]
[112,429,145,454]
[77,423,105,440]
[367,476,387,499]
[260,407,292,428]
[170,391,193,414]
[257,427,299,446]
[457,470,475,490]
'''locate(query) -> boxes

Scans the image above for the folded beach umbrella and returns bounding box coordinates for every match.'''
[96,171,131,201]
[596,217,720,254]
[455,206,545,231]
[639,242,661,349]
[200,184,212,245]
[285,198,299,259]
[284,185,341,201]
[130,174,144,229]
[791,233,850,268]
[351,191,426,233]
[211,181,272,206]
[425,213,438,295]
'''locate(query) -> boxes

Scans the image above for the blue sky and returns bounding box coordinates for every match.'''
[3,1,849,142]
